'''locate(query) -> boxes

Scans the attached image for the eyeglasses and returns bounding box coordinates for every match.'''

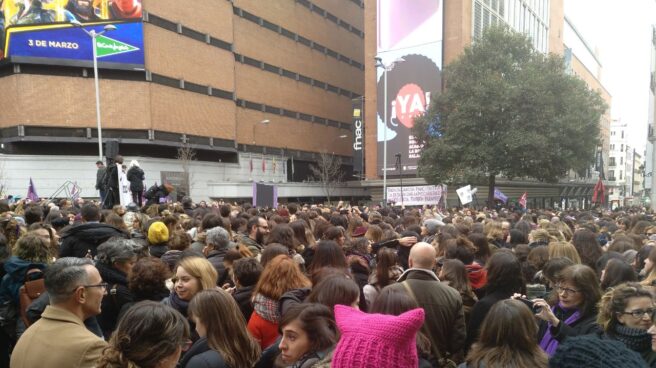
[621,308,656,319]
[555,284,580,295]
[70,282,108,294]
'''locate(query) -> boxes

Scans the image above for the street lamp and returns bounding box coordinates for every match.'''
[375,56,404,206]
[71,20,116,162]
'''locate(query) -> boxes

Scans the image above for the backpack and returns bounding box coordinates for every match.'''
[18,269,46,328]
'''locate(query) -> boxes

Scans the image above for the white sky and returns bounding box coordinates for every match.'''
[565,0,656,153]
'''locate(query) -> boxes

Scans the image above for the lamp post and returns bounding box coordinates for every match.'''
[72,20,116,162]
[375,57,404,206]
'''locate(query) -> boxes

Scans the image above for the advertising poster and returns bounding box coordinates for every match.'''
[376,0,443,175]
[1,0,144,69]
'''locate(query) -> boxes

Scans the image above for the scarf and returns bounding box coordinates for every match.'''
[253,293,279,323]
[539,303,582,356]
[613,324,652,353]
[168,292,190,317]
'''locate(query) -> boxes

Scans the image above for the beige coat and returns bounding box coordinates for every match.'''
[11,305,107,368]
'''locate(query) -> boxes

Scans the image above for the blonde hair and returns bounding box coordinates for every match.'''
[548,242,581,264]
[175,257,218,290]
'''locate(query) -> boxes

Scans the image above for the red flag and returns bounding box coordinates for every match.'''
[592,178,606,204]
[519,192,527,209]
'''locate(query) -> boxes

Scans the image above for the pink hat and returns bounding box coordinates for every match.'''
[332,305,425,368]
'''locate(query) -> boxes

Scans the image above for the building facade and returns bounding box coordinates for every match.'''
[362,0,611,209]
[647,25,656,208]
[0,0,364,201]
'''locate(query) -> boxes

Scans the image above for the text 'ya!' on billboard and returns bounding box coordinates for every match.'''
[1,0,144,70]
[376,0,443,175]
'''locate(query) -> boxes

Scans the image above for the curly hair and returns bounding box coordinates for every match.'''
[14,234,50,264]
[597,282,653,333]
[97,301,189,368]
[128,258,171,300]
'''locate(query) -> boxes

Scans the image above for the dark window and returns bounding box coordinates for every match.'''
[299,113,313,122]
[151,73,179,88]
[297,35,312,47]
[326,48,338,58]
[148,14,177,32]
[244,100,263,111]
[281,28,296,40]
[209,37,232,51]
[211,88,234,100]
[297,0,311,7]
[184,81,206,94]
[264,105,281,114]
[298,74,312,85]
[241,10,260,23]
[263,63,280,74]
[180,26,205,42]
[312,43,326,53]
[314,117,326,124]
[313,80,326,89]
[326,12,338,24]
[326,84,339,93]
[243,56,262,68]
[262,19,279,32]
[282,109,298,119]
[281,69,296,79]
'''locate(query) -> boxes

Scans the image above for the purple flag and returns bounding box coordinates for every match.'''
[27,178,39,202]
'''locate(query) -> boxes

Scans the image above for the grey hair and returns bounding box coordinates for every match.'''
[45,257,94,304]
[96,237,139,265]
[205,226,230,250]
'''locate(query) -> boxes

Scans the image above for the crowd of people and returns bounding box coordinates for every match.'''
[1,194,656,367]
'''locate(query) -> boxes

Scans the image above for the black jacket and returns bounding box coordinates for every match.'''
[537,306,600,345]
[96,262,133,337]
[96,167,106,191]
[180,338,228,368]
[465,290,513,352]
[233,285,255,321]
[59,223,127,258]
[104,163,120,190]
[126,166,145,192]
[206,248,227,286]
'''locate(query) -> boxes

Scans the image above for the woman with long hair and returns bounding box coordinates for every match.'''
[598,283,656,366]
[641,247,656,286]
[600,259,638,291]
[180,289,260,368]
[439,259,478,325]
[277,303,338,367]
[462,300,548,368]
[97,301,190,368]
[362,247,403,310]
[307,240,347,279]
[533,264,602,356]
[547,241,582,264]
[572,229,603,272]
[248,254,311,349]
[466,251,525,351]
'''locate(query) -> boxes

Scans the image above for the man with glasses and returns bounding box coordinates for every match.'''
[11,257,107,368]
[239,216,270,258]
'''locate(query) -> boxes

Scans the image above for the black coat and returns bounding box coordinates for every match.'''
[206,248,227,286]
[96,263,133,337]
[104,163,120,190]
[233,285,255,321]
[59,223,128,258]
[180,338,228,368]
[126,166,145,192]
[465,290,513,352]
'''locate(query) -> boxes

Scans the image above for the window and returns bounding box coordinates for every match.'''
[620,170,623,180]
[620,157,623,165]
[621,144,624,152]
[609,157,616,166]
[621,130,624,138]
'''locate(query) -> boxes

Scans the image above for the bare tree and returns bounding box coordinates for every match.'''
[310,151,344,204]
[176,144,196,198]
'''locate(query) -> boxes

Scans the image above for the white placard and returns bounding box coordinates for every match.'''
[118,166,132,207]
[456,185,473,205]
[386,185,444,206]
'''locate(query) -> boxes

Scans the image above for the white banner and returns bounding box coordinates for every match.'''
[386,185,444,206]
[118,166,132,207]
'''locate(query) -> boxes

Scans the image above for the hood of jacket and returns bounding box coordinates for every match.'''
[95,262,128,286]
[4,256,47,279]
[60,223,126,241]
[465,262,488,289]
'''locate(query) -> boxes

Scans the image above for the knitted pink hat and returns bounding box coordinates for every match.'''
[332,305,425,368]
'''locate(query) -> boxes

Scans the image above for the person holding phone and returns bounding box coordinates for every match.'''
[532,264,602,356]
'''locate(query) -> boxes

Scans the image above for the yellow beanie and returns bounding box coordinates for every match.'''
[148,221,169,245]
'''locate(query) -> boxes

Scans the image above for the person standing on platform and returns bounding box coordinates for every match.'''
[103,155,123,209]
[95,161,107,205]
[127,160,145,207]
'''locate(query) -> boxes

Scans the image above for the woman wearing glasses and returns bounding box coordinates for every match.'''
[598,283,656,367]
[532,264,602,356]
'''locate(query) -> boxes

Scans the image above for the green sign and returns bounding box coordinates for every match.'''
[95,35,139,58]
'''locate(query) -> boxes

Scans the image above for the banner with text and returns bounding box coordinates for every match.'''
[352,98,364,175]
[376,0,443,175]
[386,185,444,206]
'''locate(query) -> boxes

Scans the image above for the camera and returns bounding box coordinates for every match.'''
[518,298,542,314]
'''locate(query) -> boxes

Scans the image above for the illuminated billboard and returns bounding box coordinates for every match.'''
[376,0,443,175]
[1,0,144,70]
